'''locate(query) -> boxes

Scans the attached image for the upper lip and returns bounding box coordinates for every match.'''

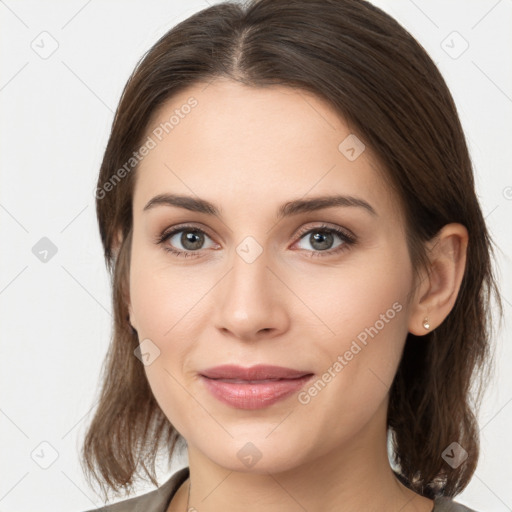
[200,364,313,380]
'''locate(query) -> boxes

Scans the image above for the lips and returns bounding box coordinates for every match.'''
[199,364,314,409]
[200,364,312,381]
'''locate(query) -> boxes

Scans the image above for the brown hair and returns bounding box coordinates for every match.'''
[81,0,503,501]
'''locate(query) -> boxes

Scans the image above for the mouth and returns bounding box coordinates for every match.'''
[200,364,313,380]
[207,377,304,384]
[199,365,314,409]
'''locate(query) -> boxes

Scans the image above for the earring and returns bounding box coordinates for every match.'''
[423,317,430,330]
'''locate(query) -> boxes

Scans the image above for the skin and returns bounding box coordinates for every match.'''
[123,79,468,512]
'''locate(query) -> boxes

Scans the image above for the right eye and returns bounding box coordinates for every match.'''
[156,225,218,258]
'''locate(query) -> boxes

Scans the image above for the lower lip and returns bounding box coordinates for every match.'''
[200,374,314,410]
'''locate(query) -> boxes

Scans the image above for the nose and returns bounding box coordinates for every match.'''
[213,243,290,342]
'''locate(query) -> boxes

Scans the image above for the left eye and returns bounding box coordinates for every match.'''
[293,226,355,255]
[299,228,347,252]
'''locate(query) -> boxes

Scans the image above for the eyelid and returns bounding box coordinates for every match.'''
[293,222,355,241]
[157,221,354,242]
[155,222,217,244]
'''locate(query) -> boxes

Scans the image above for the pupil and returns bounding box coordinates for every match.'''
[311,231,333,250]
[182,231,203,250]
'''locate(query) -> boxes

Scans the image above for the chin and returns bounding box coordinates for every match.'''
[199,438,307,475]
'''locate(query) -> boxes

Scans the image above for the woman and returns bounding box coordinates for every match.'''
[81,0,503,511]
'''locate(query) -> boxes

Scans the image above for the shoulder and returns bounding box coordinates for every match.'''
[433,496,478,512]
[82,466,189,512]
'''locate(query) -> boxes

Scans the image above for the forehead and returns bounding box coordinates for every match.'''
[133,79,403,224]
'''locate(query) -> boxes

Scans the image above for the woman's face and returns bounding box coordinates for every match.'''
[128,78,418,473]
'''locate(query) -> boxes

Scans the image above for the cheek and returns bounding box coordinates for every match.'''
[129,247,206,434]
[290,244,412,408]
[292,244,412,349]
[128,243,210,390]
[288,294,409,453]
[129,242,203,340]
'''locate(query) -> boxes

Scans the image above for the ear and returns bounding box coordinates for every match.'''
[408,223,468,335]
[112,228,138,333]
[111,228,123,261]
[128,302,138,333]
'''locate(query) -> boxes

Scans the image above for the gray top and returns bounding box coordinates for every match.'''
[84,467,477,512]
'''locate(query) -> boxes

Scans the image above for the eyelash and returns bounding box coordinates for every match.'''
[155,223,357,259]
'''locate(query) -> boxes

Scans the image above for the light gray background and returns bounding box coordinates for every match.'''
[1,1,511,511]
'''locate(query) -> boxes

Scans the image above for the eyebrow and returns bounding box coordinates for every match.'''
[143,193,377,218]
